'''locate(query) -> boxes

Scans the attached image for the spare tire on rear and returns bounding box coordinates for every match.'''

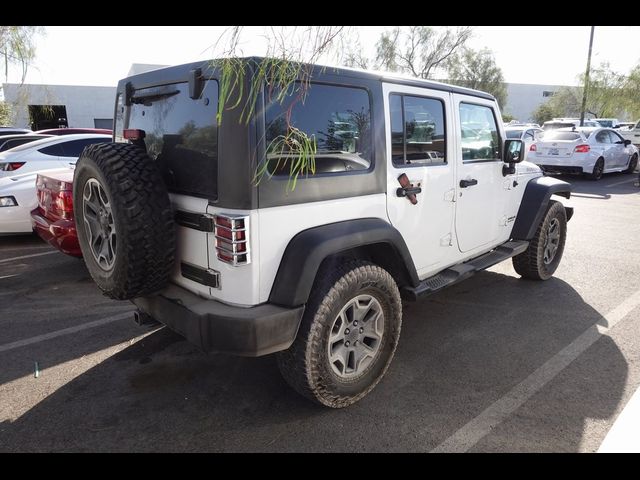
[73,142,176,300]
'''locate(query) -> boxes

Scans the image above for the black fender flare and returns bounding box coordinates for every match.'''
[511,175,572,240]
[268,218,419,308]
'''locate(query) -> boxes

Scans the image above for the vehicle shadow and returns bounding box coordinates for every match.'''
[0,270,628,452]
[548,172,639,199]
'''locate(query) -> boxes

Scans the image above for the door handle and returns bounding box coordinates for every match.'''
[396,186,422,197]
[459,178,478,188]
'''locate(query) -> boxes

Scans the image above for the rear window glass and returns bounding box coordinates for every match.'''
[264,83,372,176]
[541,131,582,141]
[126,80,218,199]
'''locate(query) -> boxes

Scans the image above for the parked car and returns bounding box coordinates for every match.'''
[0,167,71,233]
[530,127,638,180]
[616,122,636,130]
[542,119,599,130]
[34,128,112,136]
[504,125,543,161]
[0,127,31,137]
[30,170,81,256]
[0,134,52,152]
[619,120,640,149]
[593,118,620,128]
[0,134,111,178]
[71,57,573,408]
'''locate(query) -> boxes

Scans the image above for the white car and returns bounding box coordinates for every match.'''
[0,167,73,233]
[0,134,111,178]
[505,125,543,161]
[530,127,639,180]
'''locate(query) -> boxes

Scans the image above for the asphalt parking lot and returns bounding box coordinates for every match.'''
[0,173,639,452]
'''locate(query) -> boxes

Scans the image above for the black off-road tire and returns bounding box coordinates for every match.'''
[586,157,605,180]
[74,143,175,299]
[277,260,402,408]
[512,200,567,281]
[624,153,638,174]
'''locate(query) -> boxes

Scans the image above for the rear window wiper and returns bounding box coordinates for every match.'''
[131,89,180,105]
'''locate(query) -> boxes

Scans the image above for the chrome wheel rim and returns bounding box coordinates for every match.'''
[543,218,560,265]
[83,178,116,270]
[327,294,384,379]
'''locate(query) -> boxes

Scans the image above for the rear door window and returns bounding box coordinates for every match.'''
[127,81,219,199]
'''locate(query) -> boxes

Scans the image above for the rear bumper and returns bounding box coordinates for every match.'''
[30,210,82,257]
[132,284,305,357]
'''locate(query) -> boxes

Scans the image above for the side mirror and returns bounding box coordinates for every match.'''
[503,139,524,176]
[624,139,632,146]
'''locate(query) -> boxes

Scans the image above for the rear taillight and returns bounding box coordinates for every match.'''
[54,191,74,219]
[0,162,26,171]
[214,214,250,266]
[529,144,537,152]
[574,144,590,153]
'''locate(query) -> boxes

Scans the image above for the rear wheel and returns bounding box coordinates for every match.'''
[624,153,638,174]
[277,260,402,408]
[513,200,567,280]
[587,157,605,180]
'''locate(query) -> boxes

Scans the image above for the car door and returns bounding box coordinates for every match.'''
[594,129,614,169]
[453,95,511,254]
[384,84,457,278]
[608,129,631,168]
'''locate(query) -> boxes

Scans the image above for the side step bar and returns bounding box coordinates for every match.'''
[401,240,529,301]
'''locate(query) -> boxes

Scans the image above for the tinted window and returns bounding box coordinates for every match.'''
[390,94,446,166]
[595,130,611,143]
[0,137,36,152]
[127,81,219,199]
[61,138,110,157]
[265,83,372,175]
[609,130,623,142]
[459,103,501,162]
[39,143,66,156]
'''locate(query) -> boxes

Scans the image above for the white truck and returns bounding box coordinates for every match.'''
[620,120,640,148]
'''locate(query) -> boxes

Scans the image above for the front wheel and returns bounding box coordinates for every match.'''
[513,200,567,280]
[277,261,402,408]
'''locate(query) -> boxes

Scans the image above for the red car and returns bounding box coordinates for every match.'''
[30,170,81,257]
[34,128,112,136]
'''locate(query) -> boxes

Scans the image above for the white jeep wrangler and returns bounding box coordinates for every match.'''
[73,58,573,408]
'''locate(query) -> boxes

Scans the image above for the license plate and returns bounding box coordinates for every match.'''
[548,148,559,155]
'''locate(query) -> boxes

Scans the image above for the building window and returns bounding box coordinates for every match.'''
[542,91,555,98]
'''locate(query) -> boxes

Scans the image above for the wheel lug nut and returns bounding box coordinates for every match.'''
[345,341,350,347]
[353,321,358,326]
[359,328,364,333]
[345,328,350,334]
[354,340,359,346]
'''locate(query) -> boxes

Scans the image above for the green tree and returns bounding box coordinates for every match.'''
[374,26,472,79]
[447,47,507,109]
[531,102,558,125]
[1,26,42,125]
[581,62,627,118]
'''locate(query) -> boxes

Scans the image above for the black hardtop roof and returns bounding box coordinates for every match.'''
[118,57,495,101]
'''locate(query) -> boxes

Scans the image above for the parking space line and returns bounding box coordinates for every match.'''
[0,311,134,354]
[0,250,57,264]
[606,178,636,188]
[431,288,640,453]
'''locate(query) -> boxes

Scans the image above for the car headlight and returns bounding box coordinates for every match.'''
[0,196,18,207]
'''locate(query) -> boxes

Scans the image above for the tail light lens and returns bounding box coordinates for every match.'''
[36,175,74,219]
[53,191,74,219]
[574,144,590,153]
[214,214,250,266]
[529,144,537,152]
[0,162,26,171]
